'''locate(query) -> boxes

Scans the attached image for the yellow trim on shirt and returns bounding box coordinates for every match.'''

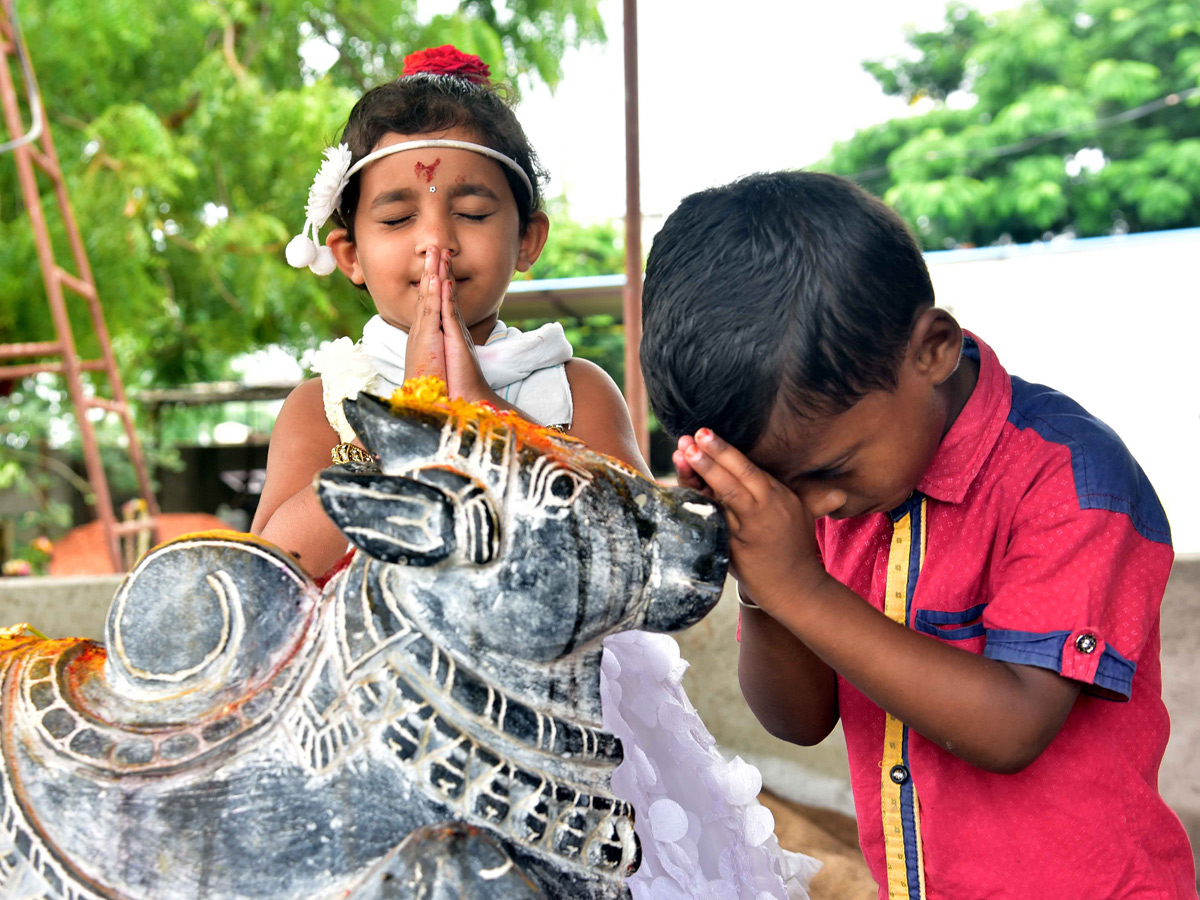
[914,501,928,898]
[880,500,928,900]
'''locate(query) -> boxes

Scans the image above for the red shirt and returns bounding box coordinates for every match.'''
[816,334,1195,899]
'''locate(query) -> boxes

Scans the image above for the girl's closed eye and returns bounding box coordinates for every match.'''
[452,207,493,222]
[373,203,417,227]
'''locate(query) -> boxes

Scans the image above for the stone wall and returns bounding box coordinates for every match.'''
[0,574,120,638]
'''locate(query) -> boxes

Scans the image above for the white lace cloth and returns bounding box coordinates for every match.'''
[603,633,820,899]
[311,322,821,897]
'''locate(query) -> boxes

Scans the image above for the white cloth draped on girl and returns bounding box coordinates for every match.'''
[309,319,819,900]
[311,316,573,442]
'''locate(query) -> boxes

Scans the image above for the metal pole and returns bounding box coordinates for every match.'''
[622,0,649,463]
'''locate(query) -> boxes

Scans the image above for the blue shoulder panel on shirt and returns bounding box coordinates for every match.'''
[1006,377,1171,545]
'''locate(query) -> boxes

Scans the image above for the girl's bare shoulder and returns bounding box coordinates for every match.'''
[268,378,340,465]
[563,359,649,476]
[276,378,333,434]
[250,378,339,534]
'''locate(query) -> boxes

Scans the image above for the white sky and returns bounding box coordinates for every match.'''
[516,0,1018,226]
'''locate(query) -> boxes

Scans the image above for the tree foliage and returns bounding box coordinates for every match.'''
[523,201,624,281]
[820,0,1200,248]
[0,0,605,386]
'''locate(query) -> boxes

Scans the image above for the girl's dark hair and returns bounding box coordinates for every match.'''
[641,171,935,450]
[331,73,546,241]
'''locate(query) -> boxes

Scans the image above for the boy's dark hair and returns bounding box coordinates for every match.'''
[332,74,546,241]
[641,171,935,450]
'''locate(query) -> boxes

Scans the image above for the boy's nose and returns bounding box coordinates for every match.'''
[803,486,847,519]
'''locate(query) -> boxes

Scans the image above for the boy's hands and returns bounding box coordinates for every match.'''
[675,429,833,614]
[677,438,1085,774]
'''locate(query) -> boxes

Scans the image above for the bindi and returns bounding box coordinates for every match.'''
[414,158,441,183]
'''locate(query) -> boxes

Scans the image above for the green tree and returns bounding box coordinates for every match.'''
[0,0,605,386]
[819,0,1200,248]
[524,201,624,281]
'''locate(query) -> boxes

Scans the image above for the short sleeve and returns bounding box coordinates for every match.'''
[982,496,1173,700]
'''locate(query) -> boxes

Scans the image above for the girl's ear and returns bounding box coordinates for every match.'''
[327,228,365,284]
[515,211,550,273]
[909,306,963,386]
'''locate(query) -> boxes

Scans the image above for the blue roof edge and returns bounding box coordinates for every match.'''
[506,273,628,293]
[923,225,1200,266]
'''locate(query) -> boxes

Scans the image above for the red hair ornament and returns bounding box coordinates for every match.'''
[402,45,491,84]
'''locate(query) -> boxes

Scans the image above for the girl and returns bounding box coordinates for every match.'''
[252,46,643,576]
[252,46,818,899]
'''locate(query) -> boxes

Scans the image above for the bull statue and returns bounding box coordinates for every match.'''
[0,382,728,899]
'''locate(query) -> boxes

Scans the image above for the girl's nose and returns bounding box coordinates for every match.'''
[414,209,460,258]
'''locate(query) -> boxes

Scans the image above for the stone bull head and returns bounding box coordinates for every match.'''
[0,386,728,899]
[319,391,727,723]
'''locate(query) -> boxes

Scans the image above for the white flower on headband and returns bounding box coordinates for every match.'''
[306,143,353,226]
[285,143,351,275]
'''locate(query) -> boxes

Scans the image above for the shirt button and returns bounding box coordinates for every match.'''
[889,764,909,784]
[1075,633,1098,654]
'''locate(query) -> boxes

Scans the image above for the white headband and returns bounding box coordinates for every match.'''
[285,139,534,275]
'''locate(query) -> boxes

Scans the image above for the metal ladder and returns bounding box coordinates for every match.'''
[0,0,160,571]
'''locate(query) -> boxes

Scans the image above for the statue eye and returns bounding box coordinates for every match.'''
[550,472,576,500]
[540,470,585,507]
[526,458,589,512]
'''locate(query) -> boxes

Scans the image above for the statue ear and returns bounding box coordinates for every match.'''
[318,470,457,566]
[344,394,443,470]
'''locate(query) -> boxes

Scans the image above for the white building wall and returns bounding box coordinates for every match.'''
[926,228,1200,553]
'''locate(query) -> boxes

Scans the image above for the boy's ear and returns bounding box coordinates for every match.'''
[515,211,550,273]
[909,306,963,385]
[327,228,365,284]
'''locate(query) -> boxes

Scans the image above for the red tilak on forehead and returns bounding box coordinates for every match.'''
[414,159,441,183]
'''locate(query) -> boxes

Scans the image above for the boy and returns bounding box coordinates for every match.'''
[639,171,1196,898]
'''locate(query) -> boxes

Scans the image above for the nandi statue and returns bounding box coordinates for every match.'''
[0,382,733,899]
